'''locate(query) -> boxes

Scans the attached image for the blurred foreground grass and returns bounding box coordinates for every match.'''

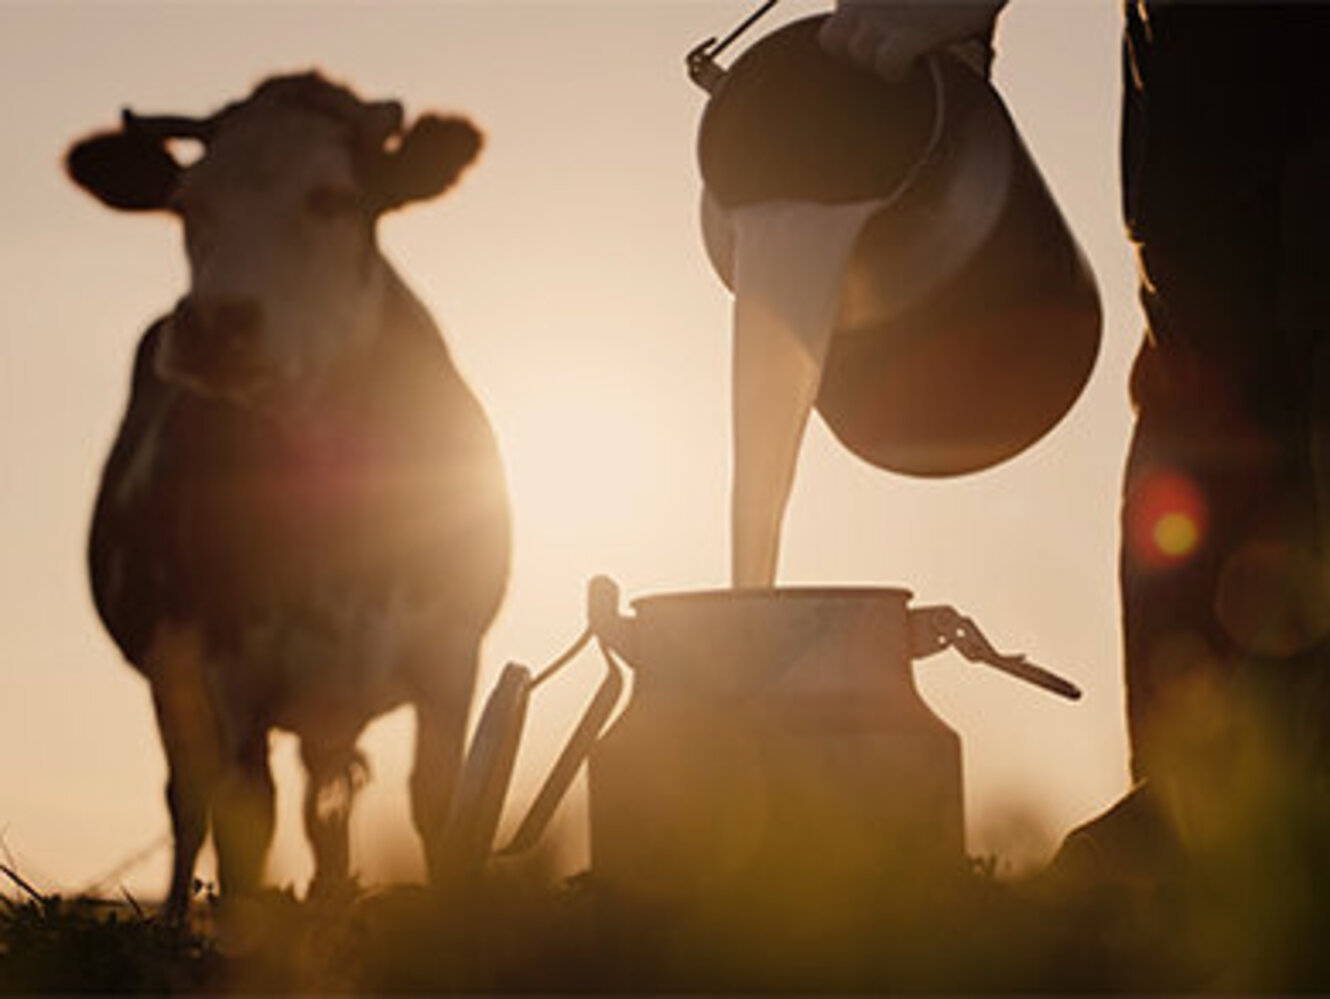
[6,839,1330,994]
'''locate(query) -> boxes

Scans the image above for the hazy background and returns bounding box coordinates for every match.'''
[0,0,1137,896]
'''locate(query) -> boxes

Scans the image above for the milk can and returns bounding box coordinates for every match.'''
[691,11,1102,477]
[585,581,965,904]
[439,578,1080,907]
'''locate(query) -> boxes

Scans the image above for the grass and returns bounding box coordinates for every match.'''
[9,773,1330,993]
[0,860,599,994]
[0,865,220,993]
[5,846,1330,994]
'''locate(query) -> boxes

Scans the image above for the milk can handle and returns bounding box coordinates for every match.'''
[909,605,1082,700]
[496,632,626,856]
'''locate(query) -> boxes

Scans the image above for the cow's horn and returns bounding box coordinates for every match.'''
[121,109,216,142]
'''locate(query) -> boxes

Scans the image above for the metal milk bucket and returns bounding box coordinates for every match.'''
[439,578,1079,904]
[692,12,1102,477]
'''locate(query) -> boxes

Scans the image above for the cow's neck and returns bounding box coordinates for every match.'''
[269,263,444,453]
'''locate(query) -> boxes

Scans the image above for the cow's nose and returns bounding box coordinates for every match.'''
[175,297,263,345]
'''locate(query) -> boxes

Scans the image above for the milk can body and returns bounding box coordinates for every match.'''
[586,587,964,906]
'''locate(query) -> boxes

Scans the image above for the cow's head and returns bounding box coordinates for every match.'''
[67,72,482,408]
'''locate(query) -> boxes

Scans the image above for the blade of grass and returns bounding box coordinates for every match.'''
[1,863,44,902]
[121,885,145,920]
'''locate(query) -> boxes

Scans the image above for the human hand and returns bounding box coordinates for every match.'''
[818,0,1007,81]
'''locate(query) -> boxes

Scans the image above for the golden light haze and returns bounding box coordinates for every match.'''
[0,0,1138,895]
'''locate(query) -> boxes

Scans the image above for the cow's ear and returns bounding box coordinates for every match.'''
[65,132,182,211]
[370,115,482,214]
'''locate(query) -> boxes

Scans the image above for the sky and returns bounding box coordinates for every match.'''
[0,0,1138,897]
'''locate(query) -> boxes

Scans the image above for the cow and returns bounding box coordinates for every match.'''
[66,72,511,916]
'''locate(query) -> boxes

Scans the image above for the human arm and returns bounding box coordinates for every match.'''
[818,0,1009,80]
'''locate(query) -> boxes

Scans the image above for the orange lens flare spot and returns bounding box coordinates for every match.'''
[1129,470,1207,569]
[1153,511,1200,558]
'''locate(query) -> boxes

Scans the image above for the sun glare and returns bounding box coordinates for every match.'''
[494,367,717,587]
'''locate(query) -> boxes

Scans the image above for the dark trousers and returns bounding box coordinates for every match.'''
[1120,3,1330,792]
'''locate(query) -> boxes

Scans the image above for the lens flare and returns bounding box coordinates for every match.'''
[1129,470,1207,570]
[1153,511,1200,559]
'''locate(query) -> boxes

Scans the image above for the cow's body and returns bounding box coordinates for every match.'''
[70,73,510,913]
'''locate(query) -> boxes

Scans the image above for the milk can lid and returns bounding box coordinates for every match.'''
[440,662,531,870]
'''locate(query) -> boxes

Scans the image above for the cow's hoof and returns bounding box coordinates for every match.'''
[306,873,363,908]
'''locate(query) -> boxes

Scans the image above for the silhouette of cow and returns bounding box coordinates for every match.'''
[67,73,511,915]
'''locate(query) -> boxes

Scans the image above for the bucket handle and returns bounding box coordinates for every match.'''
[436,598,628,875]
[686,0,782,93]
[496,634,626,856]
[485,577,646,855]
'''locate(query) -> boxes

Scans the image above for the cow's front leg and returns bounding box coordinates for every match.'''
[212,727,276,901]
[161,774,210,921]
[410,646,479,884]
[145,625,223,921]
[300,736,366,900]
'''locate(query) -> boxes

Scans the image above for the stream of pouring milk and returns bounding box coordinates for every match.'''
[730,198,886,587]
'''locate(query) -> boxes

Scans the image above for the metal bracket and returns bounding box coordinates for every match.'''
[910,606,1082,701]
[686,0,781,93]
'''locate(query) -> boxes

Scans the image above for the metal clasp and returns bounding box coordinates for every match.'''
[910,605,1082,701]
[686,0,781,93]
